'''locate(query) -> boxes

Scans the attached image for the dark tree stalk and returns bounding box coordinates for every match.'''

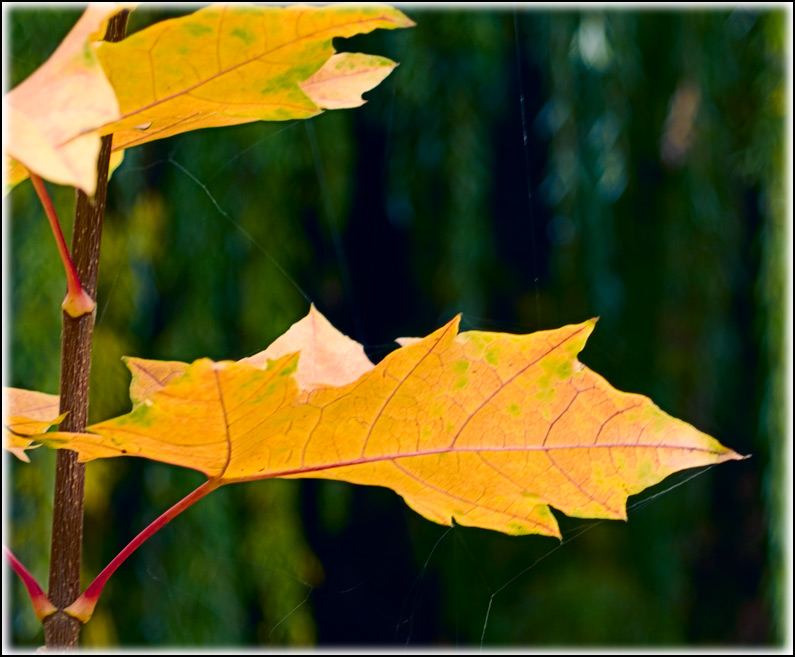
[43,10,129,650]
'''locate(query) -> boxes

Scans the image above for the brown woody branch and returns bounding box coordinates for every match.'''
[43,10,129,650]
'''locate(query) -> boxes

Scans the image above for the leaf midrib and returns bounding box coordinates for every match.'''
[219,441,727,485]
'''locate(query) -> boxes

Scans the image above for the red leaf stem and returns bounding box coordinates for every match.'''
[64,479,218,623]
[28,172,96,317]
[4,545,57,621]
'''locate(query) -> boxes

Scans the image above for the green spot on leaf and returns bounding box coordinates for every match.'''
[462,332,492,354]
[230,27,255,45]
[184,22,213,38]
[453,360,470,374]
[129,407,154,429]
[637,459,653,484]
[453,376,468,391]
[541,354,573,381]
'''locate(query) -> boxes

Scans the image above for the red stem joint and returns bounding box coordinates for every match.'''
[29,172,96,318]
[4,545,57,622]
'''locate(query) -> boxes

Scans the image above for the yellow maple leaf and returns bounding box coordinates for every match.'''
[5,4,413,193]
[42,308,743,537]
[97,4,414,151]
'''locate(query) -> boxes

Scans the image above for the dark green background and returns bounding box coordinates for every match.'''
[7,6,787,648]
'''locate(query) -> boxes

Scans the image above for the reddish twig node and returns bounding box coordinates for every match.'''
[4,545,57,622]
[28,172,96,318]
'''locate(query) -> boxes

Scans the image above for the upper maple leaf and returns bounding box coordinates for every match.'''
[35,307,743,538]
[5,4,414,193]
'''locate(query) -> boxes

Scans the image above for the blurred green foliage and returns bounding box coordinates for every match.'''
[6,6,786,648]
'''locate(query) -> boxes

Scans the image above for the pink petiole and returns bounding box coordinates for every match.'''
[29,172,96,318]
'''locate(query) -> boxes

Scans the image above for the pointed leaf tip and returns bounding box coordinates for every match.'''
[242,306,373,390]
[300,53,399,110]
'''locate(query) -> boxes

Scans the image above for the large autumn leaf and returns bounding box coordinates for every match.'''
[4,4,130,195]
[41,309,742,537]
[6,4,413,193]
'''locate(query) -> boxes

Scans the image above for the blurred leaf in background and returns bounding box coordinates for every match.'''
[6,6,787,648]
